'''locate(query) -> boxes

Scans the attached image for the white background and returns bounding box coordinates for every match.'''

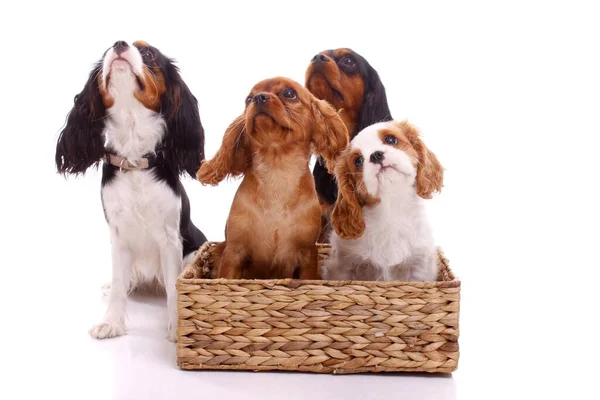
[1,1,599,399]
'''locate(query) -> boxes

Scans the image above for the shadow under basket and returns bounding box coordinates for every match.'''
[176,242,460,374]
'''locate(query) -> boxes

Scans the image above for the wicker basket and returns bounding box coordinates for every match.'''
[176,242,460,374]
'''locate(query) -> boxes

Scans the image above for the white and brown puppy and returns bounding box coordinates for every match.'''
[323,120,444,282]
[55,41,207,341]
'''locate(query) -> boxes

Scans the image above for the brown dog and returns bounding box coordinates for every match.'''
[197,77,349,279]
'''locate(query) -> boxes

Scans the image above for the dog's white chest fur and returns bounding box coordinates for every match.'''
[104,75,166,160]
[101,170,182,284]
[327,192,438,282]
[362,197,426,266]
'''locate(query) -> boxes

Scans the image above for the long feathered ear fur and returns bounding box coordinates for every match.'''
[55,63,106,175]
[331,158,366,240]
[311,98,349,173]
[196,114,248,185]
[355,61,392,135]
[399,121,444,199]
[161,62,205,178]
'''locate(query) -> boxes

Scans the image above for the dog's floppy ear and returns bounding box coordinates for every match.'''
[162,62,205,178]
[55,63,106,176]
[399,121,444,199]
[355,63,392,135]
[331,157,366,240]
[197,114,249,185]
[311,98,349,173]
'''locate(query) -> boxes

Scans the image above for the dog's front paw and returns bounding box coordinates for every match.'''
[89,321,125,339]
[182,263,201,279]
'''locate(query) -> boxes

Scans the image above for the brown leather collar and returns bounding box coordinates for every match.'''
[102,153,154,172]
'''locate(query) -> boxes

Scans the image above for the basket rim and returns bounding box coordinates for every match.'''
[177,276,460,288]
[179,241,460,288]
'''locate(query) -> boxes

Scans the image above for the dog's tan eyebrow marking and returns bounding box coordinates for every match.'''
[334,48,353,57]
[133,40,150,47]
[378,128,405,144]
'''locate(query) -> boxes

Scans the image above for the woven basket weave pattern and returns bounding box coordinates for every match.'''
[177,242,460,374]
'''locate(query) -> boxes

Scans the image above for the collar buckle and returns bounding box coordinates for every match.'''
[103,152,148,172]
[119,158,136,173]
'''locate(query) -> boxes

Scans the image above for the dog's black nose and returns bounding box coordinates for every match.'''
[253,93,269,104]
[370,151,385,164]
[311,54,329,63]
[113,41,129,55]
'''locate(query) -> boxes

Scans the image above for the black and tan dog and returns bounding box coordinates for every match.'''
[306,48,393,241]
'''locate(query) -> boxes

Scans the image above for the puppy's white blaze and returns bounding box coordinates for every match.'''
[101,44,144,89]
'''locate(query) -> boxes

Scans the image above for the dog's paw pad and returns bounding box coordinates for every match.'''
[89,321,125,339]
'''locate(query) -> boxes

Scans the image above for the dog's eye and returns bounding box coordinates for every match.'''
[282,88,297,99]
[354,156,364,169]
[340,56,356,67]
[245,95,253,105]
[384,135,398,145]
[140,48,154,62]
